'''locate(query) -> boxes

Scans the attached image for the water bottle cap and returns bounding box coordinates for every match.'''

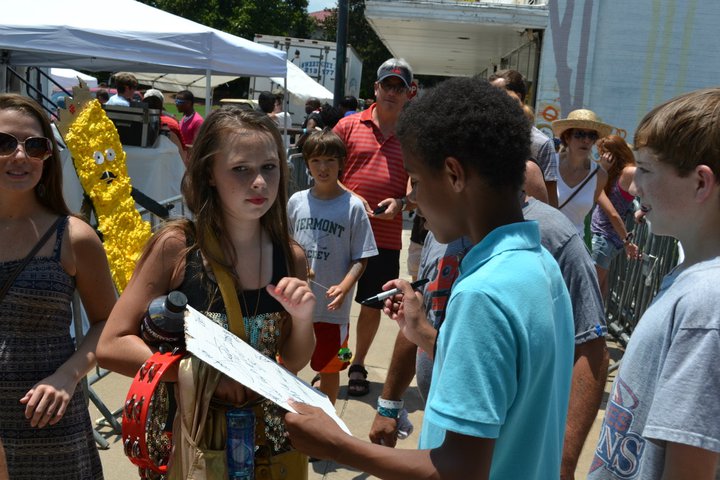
[165,291,188,313]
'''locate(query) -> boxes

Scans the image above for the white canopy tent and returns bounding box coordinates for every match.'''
[0,0,287,111]
[1,0,297,214]
[131,60,333,102]
[50,68,98,90]
[271,61,333,103]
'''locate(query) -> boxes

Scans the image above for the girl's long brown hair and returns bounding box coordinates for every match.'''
[596,135,635,195]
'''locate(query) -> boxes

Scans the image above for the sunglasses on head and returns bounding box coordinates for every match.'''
[572,130,599,141]
[0,132,52,160]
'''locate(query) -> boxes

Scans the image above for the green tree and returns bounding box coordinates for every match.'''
[138,0,315,40]
[320,0,391,99]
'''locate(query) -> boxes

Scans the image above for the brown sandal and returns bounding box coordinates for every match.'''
[347,364,369,397]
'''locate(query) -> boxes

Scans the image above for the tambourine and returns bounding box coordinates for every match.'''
[122,351,183,478]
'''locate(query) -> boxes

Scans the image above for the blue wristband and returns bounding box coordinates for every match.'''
[377,406,400,419]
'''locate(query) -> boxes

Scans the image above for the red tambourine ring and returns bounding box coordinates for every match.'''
[122,351,183,478]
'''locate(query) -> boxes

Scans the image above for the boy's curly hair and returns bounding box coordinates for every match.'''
[397,77,530,191]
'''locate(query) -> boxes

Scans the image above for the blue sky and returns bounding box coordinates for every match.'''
[308,0,337,12]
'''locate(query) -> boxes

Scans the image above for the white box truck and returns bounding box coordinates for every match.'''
[251,34,363,126]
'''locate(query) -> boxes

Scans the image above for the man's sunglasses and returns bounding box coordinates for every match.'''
[175,99,188,105]
[379,80,408,94]
[572,130,599,141]
[0,132,52,160]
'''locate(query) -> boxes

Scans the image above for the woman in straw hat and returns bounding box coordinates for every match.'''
[552,109,612,239]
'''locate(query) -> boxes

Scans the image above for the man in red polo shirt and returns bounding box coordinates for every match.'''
[333,58,414,396]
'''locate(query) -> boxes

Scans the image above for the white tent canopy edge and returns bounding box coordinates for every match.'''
[0,0,288,111]
[50,68,98,90]
[131,60,333,103]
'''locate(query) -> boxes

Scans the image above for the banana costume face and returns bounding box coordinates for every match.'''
[59,83,152,293]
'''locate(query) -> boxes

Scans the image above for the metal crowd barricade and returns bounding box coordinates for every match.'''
[79,194,189,447]
[287,148,313,196]
[137,194,190,228]
[72,293,120,450]
[604,218,679,349]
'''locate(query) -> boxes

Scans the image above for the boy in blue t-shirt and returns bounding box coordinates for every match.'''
[287,130,377,404]
[283,78,575,479]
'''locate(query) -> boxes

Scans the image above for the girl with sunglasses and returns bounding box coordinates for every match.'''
[552,109,613,240]
[0,94,116,479]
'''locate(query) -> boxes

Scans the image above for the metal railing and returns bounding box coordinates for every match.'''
[137,194,191,229]
[605,218,679,348]
[72,294,121,450]
[79,194,188,448]
[287,152,314,196]
[3,65,65,116]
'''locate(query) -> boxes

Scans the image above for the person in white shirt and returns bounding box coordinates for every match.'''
[105,72,137,107]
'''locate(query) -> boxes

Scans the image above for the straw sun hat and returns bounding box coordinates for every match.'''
[552,109,613,139]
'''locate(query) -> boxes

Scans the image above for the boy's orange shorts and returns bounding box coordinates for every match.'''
[311,322,350,374]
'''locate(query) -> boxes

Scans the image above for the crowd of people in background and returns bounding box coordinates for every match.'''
[282,64,720,480]
[1,54,718,480]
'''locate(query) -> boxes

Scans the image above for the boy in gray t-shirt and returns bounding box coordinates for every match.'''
[589,88,720,479]
[287,130,377,404]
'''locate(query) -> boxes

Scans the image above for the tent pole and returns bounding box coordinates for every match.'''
[334,0,349,106]
[205,69,212,115]
[283,75,289,149]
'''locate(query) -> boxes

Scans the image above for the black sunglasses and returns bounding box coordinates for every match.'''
[572,130,599,141]
[379,79,408,94]
[0,131,52,160]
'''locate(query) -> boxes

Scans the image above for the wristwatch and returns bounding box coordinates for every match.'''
[623,232,634,245]
[398,197,407,211]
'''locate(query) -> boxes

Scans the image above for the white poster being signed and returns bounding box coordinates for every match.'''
[184,306,350,434]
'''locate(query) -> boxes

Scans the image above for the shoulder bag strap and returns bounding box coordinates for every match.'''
[558,166,598,210]
[204,230,247,341]
[0,216,65,303]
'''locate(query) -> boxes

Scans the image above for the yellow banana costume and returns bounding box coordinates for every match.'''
[58,83,152,293]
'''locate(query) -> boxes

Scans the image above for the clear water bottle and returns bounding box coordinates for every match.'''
[226,408,255,480]
[140,291,188,348]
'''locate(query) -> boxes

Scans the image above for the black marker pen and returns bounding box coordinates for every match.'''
[360,278,429,306]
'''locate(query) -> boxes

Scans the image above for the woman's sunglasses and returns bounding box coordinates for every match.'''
[0,131,52,160]
[572,130,599,142]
